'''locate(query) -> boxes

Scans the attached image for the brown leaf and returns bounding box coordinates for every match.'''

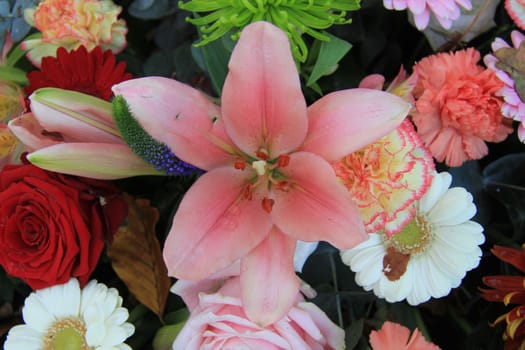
[495,42,525,101]
[107,194,171,319]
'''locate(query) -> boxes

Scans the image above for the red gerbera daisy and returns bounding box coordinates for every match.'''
[25,45,132,101]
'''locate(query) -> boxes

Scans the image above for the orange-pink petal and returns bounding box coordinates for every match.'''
[301,89,410,162]
[163,167,273,280]
[272,151,367,249]
[221,21,308,158]
[370,321,441,350]
[241,227,299,326]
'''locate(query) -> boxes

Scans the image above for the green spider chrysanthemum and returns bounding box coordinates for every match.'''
[179,0,360,63]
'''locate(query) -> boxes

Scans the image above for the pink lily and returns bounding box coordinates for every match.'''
[112,21,411,326]
[8,88,163,179]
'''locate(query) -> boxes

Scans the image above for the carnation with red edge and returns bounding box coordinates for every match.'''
[0,164,128,290]
[412,47,513,167]
[171,275,345,349]
[21,0,127,67]
[25,46,132,101]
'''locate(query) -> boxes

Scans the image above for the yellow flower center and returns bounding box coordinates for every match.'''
[43,317,92,350]
[388,214,432,255]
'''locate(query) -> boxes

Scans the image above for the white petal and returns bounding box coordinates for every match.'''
[294,241,319,272]
[4,325,43,350]
[428,187,476,225]
[23,294,57,333]
[406,261,432,305]
[418,172,452,213]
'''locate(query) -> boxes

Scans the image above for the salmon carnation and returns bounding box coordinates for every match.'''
[412,48,513,167]
[333,119,434,236]
[21,0,127,67]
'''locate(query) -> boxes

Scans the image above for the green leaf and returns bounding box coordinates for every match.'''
[191,30,234,96]
[153,322,186,350]
[6,33,41,68]
[482,153,525,241]
[164,308,190,325]
[306,33,352,87]
[0,65,27,84]
[345,318,364,349]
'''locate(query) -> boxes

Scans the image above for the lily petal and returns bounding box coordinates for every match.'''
[301,89,411,161]
[112,77,234,171]
[8,113,62,151]
[221,21,308,157]
[163,167,273,280]
[272,152,367,249]
[29,88,122,144]
[241,227,300,327]
[27,143,163,179]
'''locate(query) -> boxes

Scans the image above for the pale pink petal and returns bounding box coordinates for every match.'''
[29,90,122,144]
[221,21,308,158]
[26,143,161,179]
[272,152,367,249]
[369,321,412,349]
[112,77,235,170]
[163,167,273,280]
[511,30,525,47]
[407,0,426,14]
[8,113,61,151]
[301,89,410,161]
[413,10,431,30]
[241,228,300,326]
[359,74,385,90]
[170,262,241,312]
[295,302,346,349]
[491,37,511,51]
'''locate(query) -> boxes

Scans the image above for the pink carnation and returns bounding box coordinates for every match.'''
[171,276,345,349]
[369,321,441,349]
[412,48,513,167]
[484,30,525,142]
[383,0,472,30]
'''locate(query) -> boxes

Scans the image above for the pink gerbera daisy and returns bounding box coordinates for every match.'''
[412,48,513,167]
[484,30,525,142]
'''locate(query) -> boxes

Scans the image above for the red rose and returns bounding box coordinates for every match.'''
[0,164,127,290]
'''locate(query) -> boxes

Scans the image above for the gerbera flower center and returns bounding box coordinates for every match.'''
[388,214,432,255]
[43,317,92,350]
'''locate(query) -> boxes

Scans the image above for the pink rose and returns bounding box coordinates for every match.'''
[171,276,344,349]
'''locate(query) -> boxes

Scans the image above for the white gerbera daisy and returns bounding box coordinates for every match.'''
[340,172,485,305]
[4,278,135,350]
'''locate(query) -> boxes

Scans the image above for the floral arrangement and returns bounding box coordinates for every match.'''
[0,0,525,349]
